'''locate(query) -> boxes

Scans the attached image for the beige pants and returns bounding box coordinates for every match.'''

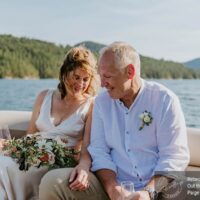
[39,168,110,200]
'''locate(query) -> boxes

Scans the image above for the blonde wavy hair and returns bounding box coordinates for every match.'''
[58,46,99,99]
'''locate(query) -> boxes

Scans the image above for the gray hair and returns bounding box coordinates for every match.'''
[99,41,141,76]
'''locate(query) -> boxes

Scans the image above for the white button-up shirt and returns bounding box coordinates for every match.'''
[88,79,190,190]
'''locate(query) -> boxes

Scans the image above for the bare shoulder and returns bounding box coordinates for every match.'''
[34,89,49,108]
[27,90,50,134]
[37,90,48,101]
[38,89,49,98]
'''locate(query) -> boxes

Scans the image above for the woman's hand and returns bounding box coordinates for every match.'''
[68,163,90,191]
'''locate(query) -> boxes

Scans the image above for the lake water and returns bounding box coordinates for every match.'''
[0,79,199,128]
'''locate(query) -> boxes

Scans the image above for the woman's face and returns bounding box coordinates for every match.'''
[66,68,91,96]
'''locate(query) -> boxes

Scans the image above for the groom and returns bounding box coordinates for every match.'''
[39,42,190,200]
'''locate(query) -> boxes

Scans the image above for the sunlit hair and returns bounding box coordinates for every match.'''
[58,46,99,99]
[99,41,141,76]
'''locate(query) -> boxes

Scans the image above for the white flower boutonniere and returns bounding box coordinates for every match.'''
[139,110,153,130]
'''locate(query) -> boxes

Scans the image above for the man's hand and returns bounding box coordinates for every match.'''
[108,185,125,200]
[68,163,90,191]
[108,185,140,200]
[130,190,150,200]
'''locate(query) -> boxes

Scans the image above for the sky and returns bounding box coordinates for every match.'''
[0,0,199,62]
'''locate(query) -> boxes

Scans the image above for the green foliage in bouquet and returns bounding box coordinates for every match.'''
[2,134,78,171]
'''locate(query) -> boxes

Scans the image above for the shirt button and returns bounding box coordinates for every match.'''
[126,131,129,134]
[127,149,131,152]
[135,166,137,169]
[126,112,128,115]
[137,174,139,177]
[139,178,142,181]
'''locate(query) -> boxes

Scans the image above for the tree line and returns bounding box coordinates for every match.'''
[0,35,199,79]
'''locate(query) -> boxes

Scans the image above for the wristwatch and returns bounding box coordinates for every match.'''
[143,186,158,200]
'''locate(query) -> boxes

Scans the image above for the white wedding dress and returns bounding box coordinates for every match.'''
[0,90,93,200]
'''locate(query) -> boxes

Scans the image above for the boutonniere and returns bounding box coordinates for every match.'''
[139,110,153,130]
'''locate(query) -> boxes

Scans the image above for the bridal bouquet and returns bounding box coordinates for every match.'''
[2,134,78,171]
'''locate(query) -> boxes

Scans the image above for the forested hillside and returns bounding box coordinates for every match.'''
[184,58,200,70]
[0,35,70,78]
[0,35,199,79]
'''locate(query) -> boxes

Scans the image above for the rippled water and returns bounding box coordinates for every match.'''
[0,79,199,128]
[156,79,200,128]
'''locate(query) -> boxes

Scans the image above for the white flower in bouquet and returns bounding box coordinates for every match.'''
[35,139,53,152]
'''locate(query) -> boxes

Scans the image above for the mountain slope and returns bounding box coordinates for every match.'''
[74,41,106,55]
[0,34,70,78]
[184,58,200,70]
[0,34,199,79]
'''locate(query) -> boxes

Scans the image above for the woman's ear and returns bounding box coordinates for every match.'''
[127,64,135,79]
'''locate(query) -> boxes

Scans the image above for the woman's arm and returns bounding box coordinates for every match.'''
[27,90,48,134]
[68,101,94,191]
[78,101,93,168]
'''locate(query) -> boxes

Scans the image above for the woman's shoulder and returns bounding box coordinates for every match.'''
[37,89,57,99]
[35,89,55,107]
[37,89,49,98]
[36,89,50,103]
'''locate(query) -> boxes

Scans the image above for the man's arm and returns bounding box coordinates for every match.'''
[139,95,189,200]
[134,95,188,200]
[88,99,117,173]
[95,169,119,199]
[88,99,121,198]
[155,95,190,172]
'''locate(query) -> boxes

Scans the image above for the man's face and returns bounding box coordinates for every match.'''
[98,51,131,99]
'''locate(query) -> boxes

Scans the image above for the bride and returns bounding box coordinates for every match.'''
[0,46,99,200]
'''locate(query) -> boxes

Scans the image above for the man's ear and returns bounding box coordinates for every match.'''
[127,64,135,79]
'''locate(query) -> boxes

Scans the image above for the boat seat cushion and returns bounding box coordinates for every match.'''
[0,111,31,138]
